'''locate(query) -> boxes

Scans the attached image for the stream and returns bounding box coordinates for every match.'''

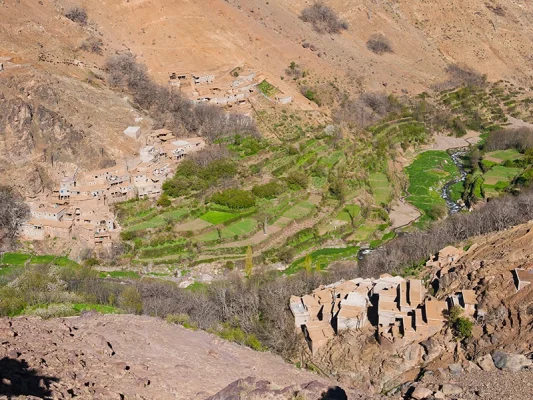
[441,148,468,214]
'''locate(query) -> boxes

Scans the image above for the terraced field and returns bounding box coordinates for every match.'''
[405,151,460,219]
[369,172,392,205]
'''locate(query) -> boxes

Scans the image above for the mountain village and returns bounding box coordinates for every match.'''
[20,128,205,249]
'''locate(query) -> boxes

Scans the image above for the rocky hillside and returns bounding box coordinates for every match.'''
[296,219,533,397]
[2,0,533,194]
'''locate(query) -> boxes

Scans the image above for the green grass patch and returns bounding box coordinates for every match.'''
[369,172,392,205]
[199,210,236,225]
[1,253,31,265]
[285,246,360,275]
[72,303,119,314]
[351,223,379,242]
[99,270,141,279]
[126,209,188,232]
[282,201,316,220]
[258,80,278,97]
[485,149,523,163]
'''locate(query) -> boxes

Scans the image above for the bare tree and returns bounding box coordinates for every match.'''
[366,34,393,55]
[80,37,103,55]
[300,2,348,34]
[65,7,88,25]
[0,186,29,248]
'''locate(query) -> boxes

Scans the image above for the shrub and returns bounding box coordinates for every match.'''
[252,181,285,199]
[210,189,256,209]
[0,287,26,317]
[225,261,235,270]
[80,37,103,55]
[447,306,473,339]
[285,62,303,80]
[427,203,447,220]
[286,170,309,189]
[366,34,393,55]
[29,304,77,319]
[302,87,319,105]
[157,193,171,207]
[83,258,99,267]
[434,63,487,91]
[65,6,88,25]
[119,286,143,314]
[300,2,348,34]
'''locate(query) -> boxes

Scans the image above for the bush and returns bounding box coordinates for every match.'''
[119,286,143,314]
[366,34,393,55]
[80,37,103,55]
[0,287,26,317]
[65,6,88,25]
[29,304,77,319]
[485,127,533,152]
[163,155,237,197]
[300,86,320,105]
[157,193,171,207]
[285,170,309,189]
[447,306,473,339]
[211,189,255,209]
[300,2,348,34]
[252,181,285,199]
[427,203,447,220]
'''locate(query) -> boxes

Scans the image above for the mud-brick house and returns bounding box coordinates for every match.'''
[124,126,142,139]
[290,296,311,328]
[449,290,478,318]
[192,73,215,84]
[31,206,66,222]
[514,267,533,291]
[21,219,73,241]
[303,320,335,355]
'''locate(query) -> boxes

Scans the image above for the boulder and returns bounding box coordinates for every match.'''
[464,361,481,372]
[476,354,496,371]
[433,391,445,399]
[492,351,507,369]
[411,386,433,400]
[502,353,532,372]
[448,363,463,375]
[441,384,463,396]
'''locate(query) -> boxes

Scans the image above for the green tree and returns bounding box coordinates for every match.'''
[245,246,253,277]
[157,193,171,207]
[447,305,473,339]
[304,254,313,273]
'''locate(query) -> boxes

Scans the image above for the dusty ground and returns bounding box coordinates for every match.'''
[0,314,344,399]
[429,130,482,151]
[389,199,421,229]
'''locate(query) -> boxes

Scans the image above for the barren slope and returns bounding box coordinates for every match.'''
[0,314,352,399]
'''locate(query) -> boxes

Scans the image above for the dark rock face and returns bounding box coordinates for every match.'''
[205,377,361,400]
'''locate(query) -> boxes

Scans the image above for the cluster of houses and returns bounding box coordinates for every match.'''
[291,246,478,354]
[168,68,292,108]
[20,128,205,248]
